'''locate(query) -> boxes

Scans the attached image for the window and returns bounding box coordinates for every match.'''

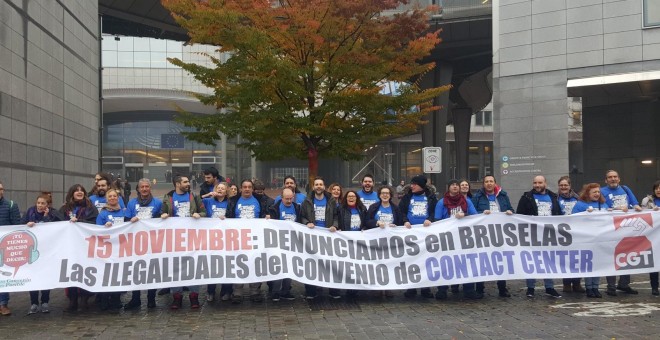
[475,111,492,126]
[644,0,660,27]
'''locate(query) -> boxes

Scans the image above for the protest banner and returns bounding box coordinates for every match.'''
[0,211,658,292]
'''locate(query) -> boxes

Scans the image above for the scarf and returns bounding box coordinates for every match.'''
[443,192,467,213]
[138,194,153,207]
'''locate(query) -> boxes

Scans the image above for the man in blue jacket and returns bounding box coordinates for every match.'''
[0,180,20,316]
[471,175,513,298]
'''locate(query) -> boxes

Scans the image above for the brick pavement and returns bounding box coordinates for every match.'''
[0,275,659,339]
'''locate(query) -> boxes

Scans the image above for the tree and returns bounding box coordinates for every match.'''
[162,0,450,184]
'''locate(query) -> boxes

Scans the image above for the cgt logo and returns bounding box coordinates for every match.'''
[614,236,654,270]
[613,213,653,232]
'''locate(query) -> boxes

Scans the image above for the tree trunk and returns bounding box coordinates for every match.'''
[307,146,319,192]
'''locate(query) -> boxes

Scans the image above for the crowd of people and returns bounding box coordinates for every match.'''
[0,168,659,316]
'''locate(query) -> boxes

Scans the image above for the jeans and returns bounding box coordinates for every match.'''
[527,279,554,289]
[584,277,600,289]
[172,286,199,293]
[563,278,581,286]
[651,272,659,289]
[606,275,630,289]
[0,292,8,305]
[271,279,292,295]
[29,290,50,305]
[233,283,260,297]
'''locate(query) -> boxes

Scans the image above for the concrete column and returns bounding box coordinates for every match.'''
[452,108,472,180]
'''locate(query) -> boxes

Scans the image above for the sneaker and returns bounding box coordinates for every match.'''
[170,292,183,310]
[606,287,617,296]
[28,304,39,315]
[0,305,11,316]
[206,293,215,302]
[435,290,448,300]
[281,293,296,301]
[526,288,535,298]
[545,288,561,298]
[157,288,170,296]
[499,288,511,298]
[593,289,602,298]
[652,288,659,296]
[231,294,242,304]
[572,284,586,293]
[221,294,231,301]
[305,294,318,300]
[190,292,200,309]
[586,288,596,298]
[329,292,342,299]
[403,289,417,298]
[251,294,263,303]
[271,293,280,302]
[617,286,638,294]
[40,303,49,313]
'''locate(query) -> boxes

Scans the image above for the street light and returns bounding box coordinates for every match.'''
[385,153,395,186]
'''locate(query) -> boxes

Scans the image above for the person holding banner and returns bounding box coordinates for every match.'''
[601,170,641,296]
[274,176,307,205]
[59,184,98,312]
[201,182,232,302]
[434,180,479,300]
[400,175,437,299]
[557,176,584,294]
[161,175,206,309]
[123,178,163,309]
[267,188,302,302]
[336,190,368,299]
[571,183,612,298]
[0,180,21,316]
[226,179,269,304]
[301,176,339,299]
[21,192,63,314]
[89,175,126,213]
[471,175,514,298]
[95,188,127,311]
[641,180,660,296]
[516,175,563,298]
[327,183,343,207]
[358,174,379,210]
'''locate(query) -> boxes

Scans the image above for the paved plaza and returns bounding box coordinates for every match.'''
[0,275,659,339]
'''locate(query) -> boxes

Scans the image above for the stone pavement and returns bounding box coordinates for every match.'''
[1,275,659,339]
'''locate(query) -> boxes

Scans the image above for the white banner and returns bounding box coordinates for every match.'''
[1,211,659,292]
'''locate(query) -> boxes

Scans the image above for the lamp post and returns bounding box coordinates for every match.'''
[385,152,395,186]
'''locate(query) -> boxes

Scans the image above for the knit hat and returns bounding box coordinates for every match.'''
[447,179,460,188]
[410,175,427,188]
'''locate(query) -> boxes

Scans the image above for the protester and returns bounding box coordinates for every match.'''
[199,167,224,197]
[572,183,612,298]
[21,192,63,314]
[556,176,584,293]
[275,176,307,204]
[459,179,472,199]
[357,174,379,210]
[640,180,660,296]
[89,175,126,212]
[267,188,302,301]
[516,175,562,298]
[0,180,21,316]
[202,182,233,302]
[95,188,126,311]
[327,183,343,206]
[336,190,367,298]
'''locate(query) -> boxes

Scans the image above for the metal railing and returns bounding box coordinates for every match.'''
[384,0,492,20]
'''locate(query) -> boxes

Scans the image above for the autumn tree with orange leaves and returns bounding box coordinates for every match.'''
[162,0,449,183]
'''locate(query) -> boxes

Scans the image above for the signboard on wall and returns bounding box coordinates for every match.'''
[423,147,442,173]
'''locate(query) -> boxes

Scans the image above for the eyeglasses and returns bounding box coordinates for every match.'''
[380,192,391,195]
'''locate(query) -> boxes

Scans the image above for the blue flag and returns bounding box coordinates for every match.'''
[161,134,184,149]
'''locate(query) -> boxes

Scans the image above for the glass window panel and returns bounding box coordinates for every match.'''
[644,0,660,27]
[102,50,117,67]
[133,37,151,51]
[134,52,151,68]
[151,38,167,52]
[116,37,134,51]
[167,39,183,52]
[102,36,117,51]
[166,52,183,68]
[151,52,167,68]
[475,111,483,126]
[117,51,134,67]
[484,111,492,126]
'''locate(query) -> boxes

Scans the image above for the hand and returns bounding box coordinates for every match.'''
[219,216,226,220]
[27,222,35,227]
[587,207,594,212]
[69,217,78,222]
[654,207,659,211]
[455,212,465,219]
[130,217,139,222]
[161,213,169,219]
[607,208,613,212]
[105,222,113,228]
[404,222,412,229]
[621,206,629,212]
[505,210,513,215]
[483,210,491,215]
[378,221,385,228]
[329,226,337,232]
[634,205,642,212]
[423,219,431,227]
[44,207,49,215]
[265,215,271,220]
[307,223,315,229]
[192,213,201,219]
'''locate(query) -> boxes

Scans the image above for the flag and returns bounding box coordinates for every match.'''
[161,134,184,149]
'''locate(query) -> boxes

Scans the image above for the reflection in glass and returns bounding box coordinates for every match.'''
[117,52,134,67]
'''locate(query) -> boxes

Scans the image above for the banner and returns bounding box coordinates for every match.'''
[1,211,659,292]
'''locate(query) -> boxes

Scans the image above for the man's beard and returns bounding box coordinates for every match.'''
[98,189,106,197]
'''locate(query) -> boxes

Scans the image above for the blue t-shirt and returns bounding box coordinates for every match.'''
[601,186,639,209]
[407,194,429,225]
[376,205,394,226]
[349,207,361,231]
[358,190,379,210]
[275,193,307,205]
[203,197,228,218]
[558,196,578,215]
[533,193,553,216]
[313,197,328,227]
[172,192,191,217]
[96,208,127,226]
[89,195,126,213]
[486,193,501,212]
[434,198,478,220]
[235,196,260,219]
[278,202,297,221]
[572,200,611,213]
[125,197,163,219]
[655,197,660,207]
